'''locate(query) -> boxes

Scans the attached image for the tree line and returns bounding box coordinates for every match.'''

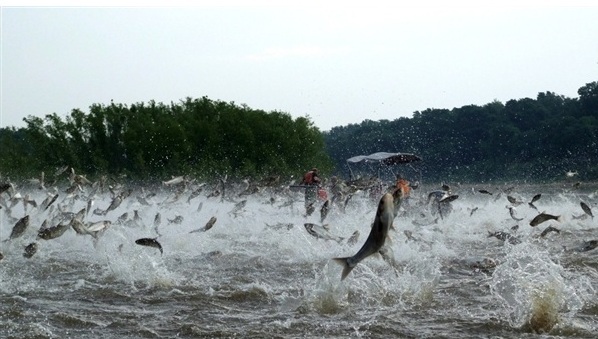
[1,81,596,184]
[324,81,598,183]
[0,97,333,182]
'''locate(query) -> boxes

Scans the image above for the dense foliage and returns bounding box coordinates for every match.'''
[0,97,333,181]
[324,82,598,183]
[2,82,596,183]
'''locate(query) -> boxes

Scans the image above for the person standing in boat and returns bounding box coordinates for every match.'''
[301,168,321,209]
[395,174,417,206]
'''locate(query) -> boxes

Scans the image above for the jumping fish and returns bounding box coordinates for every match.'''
[103,194,123,215]
[228,200,247,216]
[23,242,38,258]
[135,238,163,255]
[264,222,294,231]
[153,212,162,236]
[320,199,330,223]
[540,226,561,238]
[38,222,70,240]
[488,231,521,245]
[333,192,398,280]
[189,216,217,233]
[571,240,598,253]
[163,176,185,186]
[507,206,523,221]
[507,196,524,206]
[168,215,184,224]
[440,194,459,203]
[40,194,59,211]
[304,223,344,244]
[529,212,561,227]
[580,201,593,219]
[4,215,30,242]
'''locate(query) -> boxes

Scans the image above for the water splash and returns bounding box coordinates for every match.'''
[489,241,591,333]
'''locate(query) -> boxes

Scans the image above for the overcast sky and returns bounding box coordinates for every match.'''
[1,1,597,131]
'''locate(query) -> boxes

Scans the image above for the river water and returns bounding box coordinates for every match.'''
[1,180,597,338]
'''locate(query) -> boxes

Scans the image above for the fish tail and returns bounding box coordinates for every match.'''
[333,257,353,280]
[557,215,563,222]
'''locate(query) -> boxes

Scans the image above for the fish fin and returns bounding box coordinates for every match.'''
[557,215,563,223]
[333,257,353,280]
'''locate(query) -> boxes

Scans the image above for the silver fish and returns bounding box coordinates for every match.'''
[23,242,38,258]
[264,222,294,231]
[38,222,70,240]
[540,226,560,238]
[162,176,185,186]
[103,195,123,215]
[86,198,94,216]
[153,212,162,235]
[487,231,521,245]
[507,195,523,206]
[168,215,184,224]
[440,194,459,203]
[529,212,561,227]
[189,216,217,233]
[229,200,247,216]
[135,238,163,255]
[508,206,523,221]
[320,199,330,223]
[5,215,30,241]
[70,219,89,235]
[571,240,598,253]
[303,223,344,244]
[580,201,593,219]
[40,194,59,211]
[333,192,398,280]
[116,212,129,224]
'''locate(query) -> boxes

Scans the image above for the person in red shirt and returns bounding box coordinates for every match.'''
[395,174,418,207]
[301,168,321,209]
[396,176,411,199]
[302,168,321,185]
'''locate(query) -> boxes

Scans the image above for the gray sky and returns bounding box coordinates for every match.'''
[1,1,597,131]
